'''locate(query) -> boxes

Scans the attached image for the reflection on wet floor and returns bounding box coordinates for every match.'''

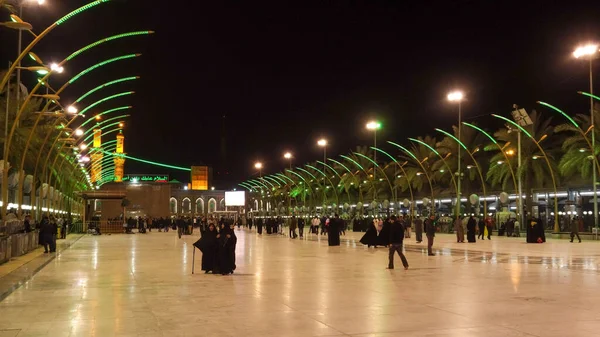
[301,232,600,272]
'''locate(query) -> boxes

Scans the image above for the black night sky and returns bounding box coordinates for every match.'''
[1,0,600,188]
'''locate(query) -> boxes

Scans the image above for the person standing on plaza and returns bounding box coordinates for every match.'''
[327,214,342,246]
[425,214,436,256]
[248,216,253,231]
[311,216,320,234]
[466,215,477,242]
[477,216,486,240]
[414,215,423,243]
[485,216,494,240]
[197,223,218,273]
[298,216,305,238]
[570,216,581,243]
[454,216,464,243]
[257,217,263,235]
[377,217,391,247]
[38,216,52,254]
[218,222,237,275]
[403,214,411,239]
[360,220,379,248]
[177,216,185,239]
[387,215,409,270]
[290,215,298,239]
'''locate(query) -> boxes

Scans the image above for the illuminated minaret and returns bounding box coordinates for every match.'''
[114,130,126,182]
[90,128,103,183]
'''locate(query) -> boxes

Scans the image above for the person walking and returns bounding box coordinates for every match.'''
[425,214,436,256]
[454,216,464,243]
[414,215,423,243]
[477,217,486,240]
[289,216,298,239]
[387,215,409,270]
[485,216,494,240]
[298,216,305,238]
[570,216,581,243]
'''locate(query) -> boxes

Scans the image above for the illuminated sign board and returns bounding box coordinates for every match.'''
[122,175,169,183]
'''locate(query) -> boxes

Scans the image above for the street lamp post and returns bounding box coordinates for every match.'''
[318,139,327,172]
[574,44,599,239]
[366,121,381,200]
[448,91,464,220]
[284,152,292,215]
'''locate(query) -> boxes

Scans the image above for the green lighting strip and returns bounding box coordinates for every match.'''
[409,137,441,155]
[462,122,497,144]
[82,122,124,144]
[327,158,352,174]
[80,106,132,128]
[83,115,130,136]
[387,141,418,160]
[88,139,117,152]
[579,91,600,102]
[371,147,398,163]
[269,175,288,185]
[75,77,139,103]
[339,154,364,170]
[79,91,135,115]
[99,150,191,172]
[316,160,342,179]
[353,152,379,167]
[66,31,153,60]
[295,167,317,180]
[491,115,533,139]
[262,176,282,187]
[537,101,579,128]
[55,0,110,25]
[69,54,140,85]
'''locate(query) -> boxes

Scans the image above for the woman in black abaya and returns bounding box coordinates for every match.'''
[218,223,237,275]
[196,223,218,273]
[466,216,477,243]
[360,221,379,247]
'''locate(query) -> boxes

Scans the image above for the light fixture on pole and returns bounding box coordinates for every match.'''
[318,139,327,172]
[574,43,599,239]
[447,90,464,219]
[284,152,292,169]
[366,121,381,199]
[66,105,78,114]
[254,162,263,177]
[511,105,533,229]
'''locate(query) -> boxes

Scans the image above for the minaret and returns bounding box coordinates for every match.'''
[90,128,103,183]
[114,130,126,182]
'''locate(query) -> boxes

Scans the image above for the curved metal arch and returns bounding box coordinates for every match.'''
[262,175,282,187]
[353,151,394,203]
[387,140,436,216]
[305,164,339,205]
[408,137,458,196]
[371,146,415,217]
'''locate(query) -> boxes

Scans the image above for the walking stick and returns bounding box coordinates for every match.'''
[192,246,196,274]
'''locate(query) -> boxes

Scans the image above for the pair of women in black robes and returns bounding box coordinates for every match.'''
[197,223,237,275]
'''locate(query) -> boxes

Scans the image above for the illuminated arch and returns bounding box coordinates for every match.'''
[169,197,177,214]
[208,198,217,213]
[182,197,191,213]
[195,197,204,214]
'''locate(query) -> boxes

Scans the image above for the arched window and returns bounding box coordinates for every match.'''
[195,198,204,214]
[208,198,217,213]
[170,197,177,214]
[182,198,191,213]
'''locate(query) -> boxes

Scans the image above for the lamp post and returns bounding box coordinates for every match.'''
[447,90,464,219]
[284,152,292,215]
[254,162,263,178]
[318,139,327,172]
[366,121,381,199]
[574,43,599,239]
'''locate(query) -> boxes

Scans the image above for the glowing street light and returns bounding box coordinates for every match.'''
[574,43,599,237]
[448,90,464,220]
[66,105,78,114]
[50,63,64,73]
[79,143,87,150]
[318,138,327,171]
[74,129,84,137]
[118,122,124,128]
[366,120,382,192]
[283,152,292,169]
[254,162,263,177]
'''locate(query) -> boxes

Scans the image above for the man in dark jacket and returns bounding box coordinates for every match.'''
[425,214,436,256]
[388,215,409,270]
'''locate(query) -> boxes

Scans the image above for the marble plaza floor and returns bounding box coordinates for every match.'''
[1,229,600,337]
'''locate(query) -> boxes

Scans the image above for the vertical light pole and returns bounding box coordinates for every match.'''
[574,44,599,239]
[447,91,464,220]
[366,121,381,200]
[318,139,327,172]
[254,162,263,211]
[284,152,292,215]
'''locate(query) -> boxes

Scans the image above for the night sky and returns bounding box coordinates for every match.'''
[1,0,600,188]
